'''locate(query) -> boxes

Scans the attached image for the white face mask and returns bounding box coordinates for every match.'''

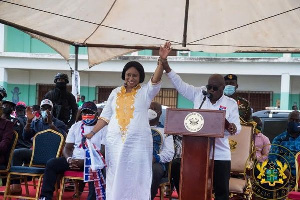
[148,109,157,120]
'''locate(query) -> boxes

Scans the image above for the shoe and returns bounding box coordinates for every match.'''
[10,184,22,195]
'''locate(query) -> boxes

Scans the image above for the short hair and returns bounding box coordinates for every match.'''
[121,61,145,83]
[288,111,300,121]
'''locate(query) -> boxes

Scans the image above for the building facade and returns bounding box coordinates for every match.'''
[1,25,300,110]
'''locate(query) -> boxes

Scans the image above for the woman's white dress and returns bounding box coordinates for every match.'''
[100,80,161,200]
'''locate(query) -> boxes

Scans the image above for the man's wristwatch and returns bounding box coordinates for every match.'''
[67,157,72,163]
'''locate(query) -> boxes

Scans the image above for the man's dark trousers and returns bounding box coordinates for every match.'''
[40,157,96,200]
[151,162,165,200]
[213,160,231,200]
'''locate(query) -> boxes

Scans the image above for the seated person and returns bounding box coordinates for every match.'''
[2,100,31,149]
[15,101,27,124]
[39,101,106,200]
[0,87,14,188]
[32,104,41,121]
[269,111,300,176]
[170,135,182,195]
[253,116,270,162]
[0,100,14,166]
[10,99,66,195]
[149,102,174,200]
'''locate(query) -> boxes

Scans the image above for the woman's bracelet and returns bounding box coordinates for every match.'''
[91,130,96,135]
[158,57,167,62]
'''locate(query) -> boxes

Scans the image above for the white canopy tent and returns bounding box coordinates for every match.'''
[1,0,300,67]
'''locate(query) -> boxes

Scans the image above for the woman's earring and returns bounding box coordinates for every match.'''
[124,82,127,87]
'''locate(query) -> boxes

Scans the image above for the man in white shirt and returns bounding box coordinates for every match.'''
[39,102,106,200]
[161,57,241,200]
[149,102,174,200]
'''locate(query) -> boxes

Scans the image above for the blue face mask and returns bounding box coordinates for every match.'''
[41,110,48,119]
[224,85,236,96]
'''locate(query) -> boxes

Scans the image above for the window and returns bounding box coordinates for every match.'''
[236,91,272,112]
[153,88,178,108]
[97,86,116,103]
[177,51,190,57]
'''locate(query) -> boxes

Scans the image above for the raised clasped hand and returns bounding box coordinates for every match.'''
[159,41,172,60]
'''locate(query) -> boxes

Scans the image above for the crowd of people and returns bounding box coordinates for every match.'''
[0,41,299,200]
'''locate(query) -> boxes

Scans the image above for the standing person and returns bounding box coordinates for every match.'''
[161,54,241,200]
[149,102,174,200]
[77,95,86,107]
[292,105,298,111]
[85,42,171,200]
[44,73,78,128]
[224,74,252,123]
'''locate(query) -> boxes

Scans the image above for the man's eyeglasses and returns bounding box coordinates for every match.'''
[206,85,219,91]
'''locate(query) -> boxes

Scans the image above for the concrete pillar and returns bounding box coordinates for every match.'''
[0,67,8,87]
[280,73,290,110]
[0,23,4,52]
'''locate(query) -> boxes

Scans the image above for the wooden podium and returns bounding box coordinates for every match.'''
[165,108,225,200]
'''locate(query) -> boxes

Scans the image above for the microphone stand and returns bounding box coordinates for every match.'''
[199,96,207,109]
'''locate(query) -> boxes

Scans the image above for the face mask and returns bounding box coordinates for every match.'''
[148,109,157,120]
[288,121,300,133]
[56,82,67,90]
[224,85,236,96]
[82,114,97,126]
[3,107,12,115]
[41,110,48,119]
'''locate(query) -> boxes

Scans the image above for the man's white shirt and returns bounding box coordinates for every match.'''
[66,121,107,159]
[166,70,241,160]
[151,125,174,163]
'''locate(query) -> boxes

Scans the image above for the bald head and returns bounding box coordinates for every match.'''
[208,74,225,87]
[207,74,225,102]
[150,102,162,114]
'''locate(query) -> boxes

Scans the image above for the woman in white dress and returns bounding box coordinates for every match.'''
[86,42,172,200]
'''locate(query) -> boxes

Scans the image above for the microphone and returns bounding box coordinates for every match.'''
[201,86,212,99]
[199,86,210,109]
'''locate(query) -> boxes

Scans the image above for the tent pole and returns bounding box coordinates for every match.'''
[72,45,80,101]
[75,46,79,72]
[182,0,189,47]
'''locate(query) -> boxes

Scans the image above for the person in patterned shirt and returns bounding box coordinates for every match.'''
[269,111,300,176]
